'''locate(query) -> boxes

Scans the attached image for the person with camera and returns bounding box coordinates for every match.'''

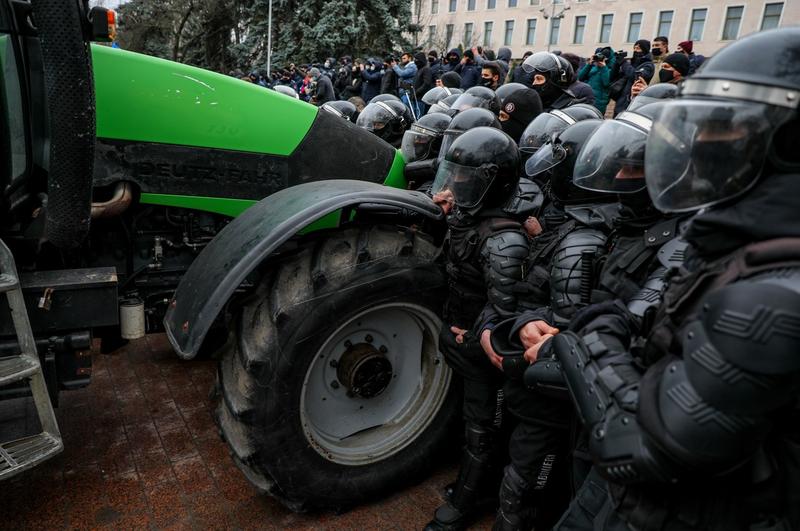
[578,47,613,114]
[613,40,654,116]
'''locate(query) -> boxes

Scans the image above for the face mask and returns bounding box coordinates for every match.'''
[324,61,331,68]
[633,51,643,59]
[532,82,561,106]
[500,117,526,143]
[659,69,676,83]
[448,56,458,64]
[652,48,662,57]
[428,57,436,64]
[480,77,494,88]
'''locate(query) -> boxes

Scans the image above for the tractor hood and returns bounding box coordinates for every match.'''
[90,45,405,215]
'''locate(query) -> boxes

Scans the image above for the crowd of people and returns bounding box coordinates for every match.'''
[235,34,706,120]
[346,27,796,531]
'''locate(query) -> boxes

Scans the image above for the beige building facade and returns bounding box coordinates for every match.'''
[412,0,799,59]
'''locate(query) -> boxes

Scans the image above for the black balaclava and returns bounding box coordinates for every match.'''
[500,89,543,143]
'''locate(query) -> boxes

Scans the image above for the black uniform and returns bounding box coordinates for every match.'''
[551,28,800,531]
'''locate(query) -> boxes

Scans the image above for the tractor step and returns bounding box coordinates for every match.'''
[0,273,18,293]
[0,433,63,480]
[0,354,40,386]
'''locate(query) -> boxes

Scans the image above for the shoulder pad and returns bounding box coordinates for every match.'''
[503,178,544,218]
[699,272,800,375]
[565,203,620,230]
[657,237,688,269]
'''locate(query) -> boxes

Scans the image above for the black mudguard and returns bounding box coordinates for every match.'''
[164,179,443,359]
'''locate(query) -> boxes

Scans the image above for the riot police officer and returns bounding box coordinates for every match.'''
[549,28,800,530]
[355,99,412,147]
[522,52,582,111]
[425,127,533,531]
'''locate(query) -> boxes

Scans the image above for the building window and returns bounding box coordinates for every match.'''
[431,0,439,14]
[445,24,454,47]
[529,0,540,4]
[722,6,744,40]
[599,14,613,43]
[553,0,563,4]
[467,0,475,9]
[464,22,474,45]
[428,25,437,46]
[573,15,586,44]
[549,17,561,45]
[688,8,707,41]
[626,12,642,42]
[504,20,515,45]
[487,0,496,9]
[484,21,494,47]
[657,11,673,39]
[762,2,783,30]
[526,18,537,45]
[508,0,517,7]
[448,0,456,12]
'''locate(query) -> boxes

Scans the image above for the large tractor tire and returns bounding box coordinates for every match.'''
[217,225,458,511]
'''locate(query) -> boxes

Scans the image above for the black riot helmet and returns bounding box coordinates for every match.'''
[495,82,528,104]
[522,52,575,107]
[645,28,800,213]
[627,83,677,112]
[321,100,358,122]
[273,84,299,99]
[518,103,603,161]
[422,86,464,106]
[370,93,402,104]
[432,127,521,212]
[450,85,502,115]
[526,119,605,203]
[437,107,502,163]
[429,93,463,116]
[573,103,663,197]
[356,100,412,146]
[401,112,452,162]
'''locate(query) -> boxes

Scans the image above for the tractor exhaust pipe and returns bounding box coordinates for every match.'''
[91,182,132,219]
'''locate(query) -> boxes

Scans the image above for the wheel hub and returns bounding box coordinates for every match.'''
[336,342,393,399]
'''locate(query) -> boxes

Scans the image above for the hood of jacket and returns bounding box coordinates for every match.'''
[497,47,512,63]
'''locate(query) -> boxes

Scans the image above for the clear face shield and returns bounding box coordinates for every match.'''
[573,119,649,194]
[431,160,497,209]
[401,125,440,162]
[644,99,785,212]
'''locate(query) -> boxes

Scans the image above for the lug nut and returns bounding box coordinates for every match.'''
[330,380,340,389]
[379,345,388,354]
[329,359,339,368]
[344,340,352,348]
[365,334,373,343]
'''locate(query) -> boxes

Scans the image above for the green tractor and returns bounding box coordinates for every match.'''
[0,0,457,511]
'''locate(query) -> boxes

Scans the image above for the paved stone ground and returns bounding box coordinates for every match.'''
[2,334,494,530]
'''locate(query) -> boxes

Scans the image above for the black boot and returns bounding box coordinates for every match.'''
[492,465,532,531]
[425,423,496,531]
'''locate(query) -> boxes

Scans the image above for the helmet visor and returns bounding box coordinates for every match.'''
[431,160,496,209]
[422,86,461,105]
[522,51,560,74]
[355,104,395,132]
[437,130,461,163]
[451,93,492,113]
[574,120,648,194]
[524,142,567,178]
[401,127,437,162]
[645,100,780,212]
[519,113,569,156]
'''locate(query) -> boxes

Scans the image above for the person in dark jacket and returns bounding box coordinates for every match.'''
[381,55,399,96]
[563,52,596,107]
[413,52,434,117]
[677,40,705,75]
[428,50,444,80]
[442,48,461,75]
[456,49,481,89]
[309,67,335,105]
[340,63,363,100]
[360,58,383,103]
[613,39,654,116]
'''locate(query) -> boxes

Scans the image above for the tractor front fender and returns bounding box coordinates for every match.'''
[164,179,443,359]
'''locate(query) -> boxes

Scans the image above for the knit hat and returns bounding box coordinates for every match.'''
[664,53,690,77]
[500,88,543,143]
[678,40,694,54]
[635,39,651,55]
[441,71,462,89]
